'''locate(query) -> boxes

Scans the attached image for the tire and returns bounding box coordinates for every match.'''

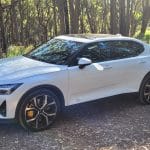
[139,74,150,105]
[18,88,61,132]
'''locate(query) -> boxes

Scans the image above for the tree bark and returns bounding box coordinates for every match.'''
[119,0,127,35]
[69,0,80,34]
[110,0,118,34]
[10,0,19,44]
[0,1,7,54]
[52,0,57,36]
[140,0,150,36]
[64,0,69,34]
[126,0,130,36]
[56,0,69,34]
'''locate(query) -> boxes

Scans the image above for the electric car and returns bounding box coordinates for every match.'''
[0,34,150,131]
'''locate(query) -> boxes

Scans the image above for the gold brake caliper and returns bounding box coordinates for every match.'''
[27,110,34,118]
[27,104,35,118]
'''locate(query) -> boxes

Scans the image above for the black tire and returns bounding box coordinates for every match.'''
[139,74,150,105]
[18,88,61,132]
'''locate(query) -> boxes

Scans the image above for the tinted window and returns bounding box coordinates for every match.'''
[98,41,144,61]
[79,44,101,63]
[76,43,108,64]
[25,39,83,65]
[70,40,144,66]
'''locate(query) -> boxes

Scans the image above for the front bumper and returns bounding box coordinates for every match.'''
[0,101,6,117]
[0,95,18,119]
[0,98,7,119]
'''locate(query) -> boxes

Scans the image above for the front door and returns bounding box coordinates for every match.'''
[68,40,146,105]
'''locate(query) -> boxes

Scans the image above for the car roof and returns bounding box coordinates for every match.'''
[55,34,140,43]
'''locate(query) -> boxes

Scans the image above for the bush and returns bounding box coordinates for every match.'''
[7,45,34,57]
[135,29,150,44]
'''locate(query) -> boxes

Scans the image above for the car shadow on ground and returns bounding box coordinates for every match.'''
[58,93,140,122]
[0,94,150,150]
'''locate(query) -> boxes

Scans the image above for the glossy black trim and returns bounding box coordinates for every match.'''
[0,119,15,124]
[79,63,91,69]
[0,101,6,117]
[68,39,145,67]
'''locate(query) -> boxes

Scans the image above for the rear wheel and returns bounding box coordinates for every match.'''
[139,75,150,104]
[18,89,61,132]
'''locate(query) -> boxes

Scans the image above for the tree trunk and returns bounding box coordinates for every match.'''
[18,0,24,44]
[110,0,118,34]
[119,0,127,35]
[69,0,80,34]
[10,0,19,44]
[85,0,97,33]
[56,0,69,34]
[52,0,57,36]
[0,1,7,54]
[126,0,130,36]
[64,0,69,34]
[140,0,150,36]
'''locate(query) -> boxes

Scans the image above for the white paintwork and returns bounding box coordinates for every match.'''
[0,35,150,119]
[78,58,92,65]
[55,35,91,43]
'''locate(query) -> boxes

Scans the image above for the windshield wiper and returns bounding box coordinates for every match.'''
[24,55,41,61]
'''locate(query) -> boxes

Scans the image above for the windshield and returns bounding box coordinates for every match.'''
[25,39,83,65]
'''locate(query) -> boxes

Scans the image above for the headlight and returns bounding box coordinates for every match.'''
[0,83,23,95]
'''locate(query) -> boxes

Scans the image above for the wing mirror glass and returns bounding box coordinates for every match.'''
[78,58,92,69]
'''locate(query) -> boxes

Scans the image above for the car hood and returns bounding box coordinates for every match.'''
[0,56,66,83]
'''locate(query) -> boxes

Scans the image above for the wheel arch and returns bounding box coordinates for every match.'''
[15,84,65,120]
[139,71,150,91]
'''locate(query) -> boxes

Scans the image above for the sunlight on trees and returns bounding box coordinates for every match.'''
[0,0,150,56]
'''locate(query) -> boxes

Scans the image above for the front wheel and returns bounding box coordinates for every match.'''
[18,89,61,132]
[139,75,150,105]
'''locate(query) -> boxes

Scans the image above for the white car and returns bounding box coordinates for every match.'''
[0,34,150,131]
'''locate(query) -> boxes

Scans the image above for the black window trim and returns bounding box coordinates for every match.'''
[68,40,145,67]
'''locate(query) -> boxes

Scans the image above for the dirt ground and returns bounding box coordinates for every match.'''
[0,94,150,150]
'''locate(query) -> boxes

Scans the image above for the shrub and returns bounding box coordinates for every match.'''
[7,45,34,57]
[135,29,150,44]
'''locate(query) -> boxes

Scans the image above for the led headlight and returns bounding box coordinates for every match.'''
[0,83,23,95]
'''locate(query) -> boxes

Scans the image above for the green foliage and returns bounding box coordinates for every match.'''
[7,45,34,57]
[1,0,11,5]
[6,28,150,58]
[0,0,149,59]
[135,28,150,43]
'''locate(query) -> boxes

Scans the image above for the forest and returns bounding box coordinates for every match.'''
[0,0,150,57]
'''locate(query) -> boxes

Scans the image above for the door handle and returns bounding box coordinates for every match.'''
[103,66,112,70]
[139,61,146,64]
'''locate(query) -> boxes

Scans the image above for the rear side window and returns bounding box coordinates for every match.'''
[98,40,144,61]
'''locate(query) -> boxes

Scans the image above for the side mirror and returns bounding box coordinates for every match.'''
[78,58,92,69]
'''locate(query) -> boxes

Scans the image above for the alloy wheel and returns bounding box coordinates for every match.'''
[143,81,150,103]
[24,94,57,130]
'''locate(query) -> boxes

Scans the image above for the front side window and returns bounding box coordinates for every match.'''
[79,43,111,63]
[71,42,110,66]
[79,44,101,63]
[25,39,83,65]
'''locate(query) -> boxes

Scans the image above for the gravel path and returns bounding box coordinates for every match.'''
[0,94,150,150]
